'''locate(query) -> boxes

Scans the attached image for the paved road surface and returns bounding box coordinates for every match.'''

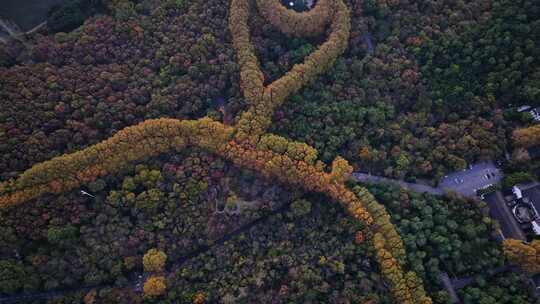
[354,161,503,199]
[439,161,502,197]
[439,272,460,304]
[483,191,526,240]
[439,266,512,304]
[1,0,65,30]
[352,173,444,195]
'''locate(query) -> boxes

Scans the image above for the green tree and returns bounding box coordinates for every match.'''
[47,225,78,245]
[0,260,26,294]
[291,199,312,217]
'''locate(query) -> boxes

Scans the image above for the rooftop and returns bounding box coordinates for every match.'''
[518,105,532,112]
[531,108,540,121]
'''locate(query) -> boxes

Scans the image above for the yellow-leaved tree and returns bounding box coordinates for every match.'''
[143,248,167,273]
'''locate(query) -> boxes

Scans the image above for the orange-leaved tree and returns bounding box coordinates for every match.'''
[503,239,540,274]
[143,275,167,298]
[512,124,540,148]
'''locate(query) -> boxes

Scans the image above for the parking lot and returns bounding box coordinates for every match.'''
[439,161,502,197]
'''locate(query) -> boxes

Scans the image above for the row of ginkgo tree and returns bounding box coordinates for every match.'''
[0,1,433,302]
[229,0,351,141]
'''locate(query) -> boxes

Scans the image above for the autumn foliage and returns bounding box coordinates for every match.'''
[230,0,351,140]
[503,239,540,275]
[143,248,167,273]
[354,187,406,264]
[143,275,167,298]
[512,124,540,148]
[0,1,431,302]
[330,156,353,183]
[0,118,233,208]
[229,0,264,106]
[373,233,432,304]
[193,291,206,304]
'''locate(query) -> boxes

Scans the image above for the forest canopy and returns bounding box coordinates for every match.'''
[0,0,539,303]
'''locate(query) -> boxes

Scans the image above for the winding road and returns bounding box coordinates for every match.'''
[353,161,503,198]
